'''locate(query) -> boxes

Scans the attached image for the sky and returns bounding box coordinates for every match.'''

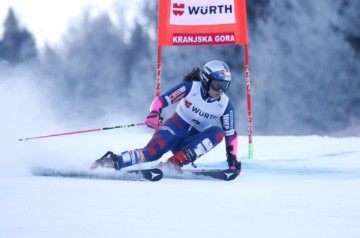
[0,0,142,48]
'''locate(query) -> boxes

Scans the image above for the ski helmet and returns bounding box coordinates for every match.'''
[200,60,231,92]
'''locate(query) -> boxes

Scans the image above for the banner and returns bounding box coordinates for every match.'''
[158,0,248,46]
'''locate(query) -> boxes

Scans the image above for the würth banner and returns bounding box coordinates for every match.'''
[158,0,249,46]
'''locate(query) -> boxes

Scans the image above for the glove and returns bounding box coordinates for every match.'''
[145,110,163,130]
[227,153,241,175]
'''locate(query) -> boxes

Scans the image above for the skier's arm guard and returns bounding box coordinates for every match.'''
[149,97,163,113]
[226,136,241,175]
[226,135,238,157]
[145,97,163,129]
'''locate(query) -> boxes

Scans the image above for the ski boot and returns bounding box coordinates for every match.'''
[159,147,196,172]
[90,151,121,170]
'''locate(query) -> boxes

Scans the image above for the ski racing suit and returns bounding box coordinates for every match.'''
[117,80,238,168]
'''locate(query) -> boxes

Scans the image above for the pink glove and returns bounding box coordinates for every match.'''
[227,153,241,175]
[145,110,162,130]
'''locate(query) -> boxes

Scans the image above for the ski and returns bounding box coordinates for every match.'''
[135,168,163,181]
[185,168,238,181]
[32,167,163,182]
[163,168,238,181]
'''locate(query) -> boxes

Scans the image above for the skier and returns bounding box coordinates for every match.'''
[91,60,241,175]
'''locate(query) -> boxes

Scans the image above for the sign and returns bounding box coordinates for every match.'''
[170,0,235,25]
[158,0,248,46]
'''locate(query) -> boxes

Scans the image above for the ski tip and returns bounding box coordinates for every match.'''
[127,168,163,182]
[145,168,163,182]
[222,169,238,181]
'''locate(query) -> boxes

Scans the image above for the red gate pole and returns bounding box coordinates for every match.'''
[156,46,162,97]
[244,43,254,159]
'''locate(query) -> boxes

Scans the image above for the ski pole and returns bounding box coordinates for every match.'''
[18,122,146,142]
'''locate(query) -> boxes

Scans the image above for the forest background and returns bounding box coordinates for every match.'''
[1,0,359,136]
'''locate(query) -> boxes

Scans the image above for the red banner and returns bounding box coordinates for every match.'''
[158,0,249,46]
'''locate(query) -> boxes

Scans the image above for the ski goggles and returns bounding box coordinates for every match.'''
[210,80,230,91]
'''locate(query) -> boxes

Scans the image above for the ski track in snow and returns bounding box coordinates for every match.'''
[1,135,360,238]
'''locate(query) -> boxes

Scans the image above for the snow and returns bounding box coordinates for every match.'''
[0,73,359,238]
[1,132,360,238]
[1,72,360,238]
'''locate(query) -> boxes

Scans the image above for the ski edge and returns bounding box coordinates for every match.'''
[31,167,163,182]
[164,168,238,181]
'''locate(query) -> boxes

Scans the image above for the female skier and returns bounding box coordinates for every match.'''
[91,60,241,175]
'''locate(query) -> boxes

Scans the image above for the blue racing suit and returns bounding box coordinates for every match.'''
[118,81,238,167]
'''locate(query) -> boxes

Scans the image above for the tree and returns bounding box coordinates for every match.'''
[0,8,37,64]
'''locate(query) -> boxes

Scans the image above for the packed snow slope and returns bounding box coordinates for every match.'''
[1,133,359,238]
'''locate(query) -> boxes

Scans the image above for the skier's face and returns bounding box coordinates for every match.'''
[208,87,223,99]
[209,79,229,91]
[208,79,228,99]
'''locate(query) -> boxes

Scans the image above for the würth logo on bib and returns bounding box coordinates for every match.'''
[172,3,185,16]
[170,0,235,25]
[185,100,192,108]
